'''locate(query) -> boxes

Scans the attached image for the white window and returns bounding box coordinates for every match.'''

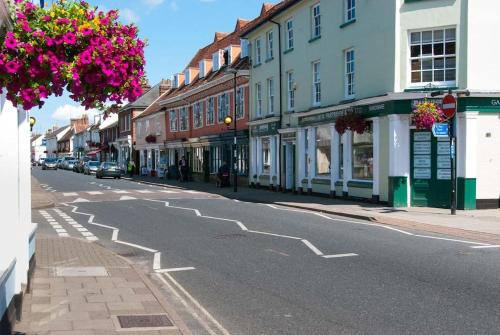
[267,78,275,115]
[213,50,221,71]
[241,38,249,58]
[410,28,456,85]
[345,49,355,98]
[266,30,274,60]
[316,126,331,177]
[345,0,355,22]
[352,122,373,180]
[206,97,215,125]
[184,69,190,85]
[255,83,262,117]
[193,147,204,173]
[254,38,262,65]
[312,61,321,106]
[261,138,271,175]
[224,47,232,65]
[287,71,295,111]
[199,61,205,78]
[217,93,229,123]
[236,87,245,119]
[193,102,203,129]
[285,19,294,50]
[169,110,178,132]
[179,107,189,131]
[312,3,321,38]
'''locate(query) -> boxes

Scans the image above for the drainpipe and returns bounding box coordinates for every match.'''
[270,19,283,191]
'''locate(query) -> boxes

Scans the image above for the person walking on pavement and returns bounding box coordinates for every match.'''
[127,160,135,177]
[178,156,188,182]
[216,161,230,187]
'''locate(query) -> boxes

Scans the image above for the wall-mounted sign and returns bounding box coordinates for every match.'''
[414,142,431,155]
[414,132,431,141]
[251,122,280,137]
[299,106,363,126]
[437,169,451,180]
[437,141,450,155]
[437,155,451,168]
[414,168,431,179]
[414,155,431,168]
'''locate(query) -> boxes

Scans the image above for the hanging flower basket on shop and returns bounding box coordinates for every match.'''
[145,134,156,143]
[411,101,445,130]
[0,0,147,111]
[334,113,369,135]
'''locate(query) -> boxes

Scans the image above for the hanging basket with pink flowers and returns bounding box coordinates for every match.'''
[145,134,156,143]
[334,113,369,135]
[411,101,445,130]
[0,0,147,111]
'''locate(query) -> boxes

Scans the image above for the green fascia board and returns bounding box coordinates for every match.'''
[457,177,476,210]
[347,180,373,189]
[312,178,331,185]
[339,19,356,29]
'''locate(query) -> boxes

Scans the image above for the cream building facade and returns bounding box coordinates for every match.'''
[244,0,500,209]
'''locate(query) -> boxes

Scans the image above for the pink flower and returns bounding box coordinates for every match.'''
[80,27,93,36]
[63,32,77,45]
[23,43,34,54]
[21,20,32,32]
[5,60,21,74]
[4,33,18,50]
[45,36,54,46]
[56,18,70,25]
[54,35,64,45]
[41,15,51,22]
[79,51,92,65]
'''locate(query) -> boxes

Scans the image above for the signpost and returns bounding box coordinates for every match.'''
[443,93,457,215]
[432,123,449,138]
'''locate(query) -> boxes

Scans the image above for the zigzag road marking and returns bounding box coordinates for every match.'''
[145,199,348,259]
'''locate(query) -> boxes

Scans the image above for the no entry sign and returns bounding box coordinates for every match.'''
[442,94,457,119]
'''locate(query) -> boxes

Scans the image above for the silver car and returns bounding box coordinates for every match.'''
[66,160,77,170]
[84,161,100,175]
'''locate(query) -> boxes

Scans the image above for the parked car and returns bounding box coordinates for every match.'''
[38,158,46,166]
[84,161,100,175]
[42,158,58,170]
[66,160,77,170]
[96,162,121,179]
[60,156,75,169]
[73,160,86,173]
[56,158,63,168]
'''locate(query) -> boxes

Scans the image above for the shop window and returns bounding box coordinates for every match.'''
[315,126,331,177]
[193,102,203,129]
[179,107,189,131]
[169,110,178,132]
[352,122,373,180]
[210,146,223,174]
[410,28,456,85]
[261,138,271,175]
[193,147,204,173]
[236,144,249,176]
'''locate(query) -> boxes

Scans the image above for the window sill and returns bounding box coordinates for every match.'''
[347,180,373,189]
[265,57,274,63]
[308,35,321,43]
[339,19,356,29]
[253,63,262,69]
[284,48,294,55]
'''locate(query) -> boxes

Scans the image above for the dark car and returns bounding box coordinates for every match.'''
[96,162,121,179]
[42,158,58,170]
[84,161,100,175]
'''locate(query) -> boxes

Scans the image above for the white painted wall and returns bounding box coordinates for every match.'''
[476,113,500,200]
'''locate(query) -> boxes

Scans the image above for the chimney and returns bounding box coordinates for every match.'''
[159,79,171,95]
[70,115,89,133]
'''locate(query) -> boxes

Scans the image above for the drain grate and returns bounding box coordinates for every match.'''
[116,314,174,329]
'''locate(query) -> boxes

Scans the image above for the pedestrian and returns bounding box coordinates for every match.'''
[216,161,230,187]
[127,160,135,177]
[178,156,188,182]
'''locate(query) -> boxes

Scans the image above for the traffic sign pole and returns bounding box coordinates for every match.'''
[445,91,457,215]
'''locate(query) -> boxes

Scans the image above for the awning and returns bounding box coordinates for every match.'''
[87,149,102,156]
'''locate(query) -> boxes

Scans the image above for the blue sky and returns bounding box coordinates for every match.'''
[31,0,265,133]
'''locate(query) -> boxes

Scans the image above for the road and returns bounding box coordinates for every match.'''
[32,168,500,335]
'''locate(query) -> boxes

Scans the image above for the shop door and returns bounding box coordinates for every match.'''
[410,130,451,208]
[284,142,296,191]
[203,150,210,182]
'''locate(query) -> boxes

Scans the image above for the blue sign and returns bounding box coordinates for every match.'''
[432,123,449,138]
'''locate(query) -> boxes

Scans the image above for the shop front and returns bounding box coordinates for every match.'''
[249,120,280,189]
[291,94,500,209]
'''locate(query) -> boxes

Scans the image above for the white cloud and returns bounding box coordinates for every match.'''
[52,105,100,123]
[142,0,165,7]
[170,0,179,11]
[120,8,140,24]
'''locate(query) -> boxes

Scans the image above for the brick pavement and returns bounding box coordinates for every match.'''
[14,235,191,335]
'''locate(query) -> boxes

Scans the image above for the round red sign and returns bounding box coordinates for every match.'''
[442,94,457,119]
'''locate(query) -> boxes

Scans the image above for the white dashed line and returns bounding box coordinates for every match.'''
[63,192,78,197]
[86,191,103,195]
[136,190,153,194]
[52,209,98,241]
[112,190,130,194]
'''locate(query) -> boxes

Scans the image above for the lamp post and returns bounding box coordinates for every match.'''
[29,116,36,132]
[225,67,238,192]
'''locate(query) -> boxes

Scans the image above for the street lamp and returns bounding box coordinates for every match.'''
[29,116,36,132]
[226,67,238,192]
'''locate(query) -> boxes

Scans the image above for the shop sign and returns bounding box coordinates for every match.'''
[368,104,385,112]
[437,169,451,180]
[414,132,431,141]
[414,155,431,168]
[251,122,279,137]
[412,98,442,108]
[437,141,450,155]
[414,142,431,155]
[437,155,451,168]
[414,168,431,179]
[299,106,363,126]
[281,132,296,140]
[491,99,500,106]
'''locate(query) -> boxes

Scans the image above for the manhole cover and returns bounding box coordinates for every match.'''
[214,233,247,240]
[55,266,108,277]
[115,314,174,329]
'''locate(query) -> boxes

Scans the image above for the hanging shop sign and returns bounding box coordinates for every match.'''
[251,121,280,137]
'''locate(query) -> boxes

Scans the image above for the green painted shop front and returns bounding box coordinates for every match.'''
[410,130,451,208]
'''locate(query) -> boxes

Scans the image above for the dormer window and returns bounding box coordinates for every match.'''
[173,75,178,89]
[199,61,205,78]
[184,69,190,85]
[213,50,221,71]
[224,47,233,66]
[241,39,249,58]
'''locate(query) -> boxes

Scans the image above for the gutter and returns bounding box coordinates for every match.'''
[270,19,283,190]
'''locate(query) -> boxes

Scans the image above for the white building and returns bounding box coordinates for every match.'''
[45,125,71,158]
[31,134,47,163]
[244,0,500,210]
[0,1,36,332]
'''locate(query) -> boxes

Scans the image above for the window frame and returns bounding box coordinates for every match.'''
[311,3,321,39]
[267,77,275,116]
[179,107,189,131]
[315,125,332,178]
[345,49,355,99]
[217,93,230,124]
[193,101,203,129]
[408,26,457,87]
[206,97,215,125]
[254,38,262,65]
[285,18,294,50]
[351,121,373,181]
[312,61,321,106]
[287,71,295,112]
[169,110,178,132]
[255,83,262,117]
[266,30,274,60]
[261,137,271,175]
[236,86,245,120]
[345,0,356,22]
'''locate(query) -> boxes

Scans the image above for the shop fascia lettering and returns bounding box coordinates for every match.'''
[299,106,364,126]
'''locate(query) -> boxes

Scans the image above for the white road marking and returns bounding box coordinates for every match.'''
[63,192,78,197]
[113,190,130,194]
[55,228,66,233]
[412,234,489,246]
[247,230,301,240]
[153,252,161,270]
[185,190,202,194]
[470,245,500,249]
[115,240,158,253]
[161,190,179,194]
[301,239,324,256]
[156,273,230,335]
[86,191,103,195]
[323,253,358,259]
[52,209,98,241]
[156,267,195,273]
[73,198,90,203]
[119,196,137,201]
[59,233,70,237]
[137,190,153,194]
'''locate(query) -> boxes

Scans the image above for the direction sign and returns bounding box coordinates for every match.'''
[432,123,449,137]
[442,94,457,119]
